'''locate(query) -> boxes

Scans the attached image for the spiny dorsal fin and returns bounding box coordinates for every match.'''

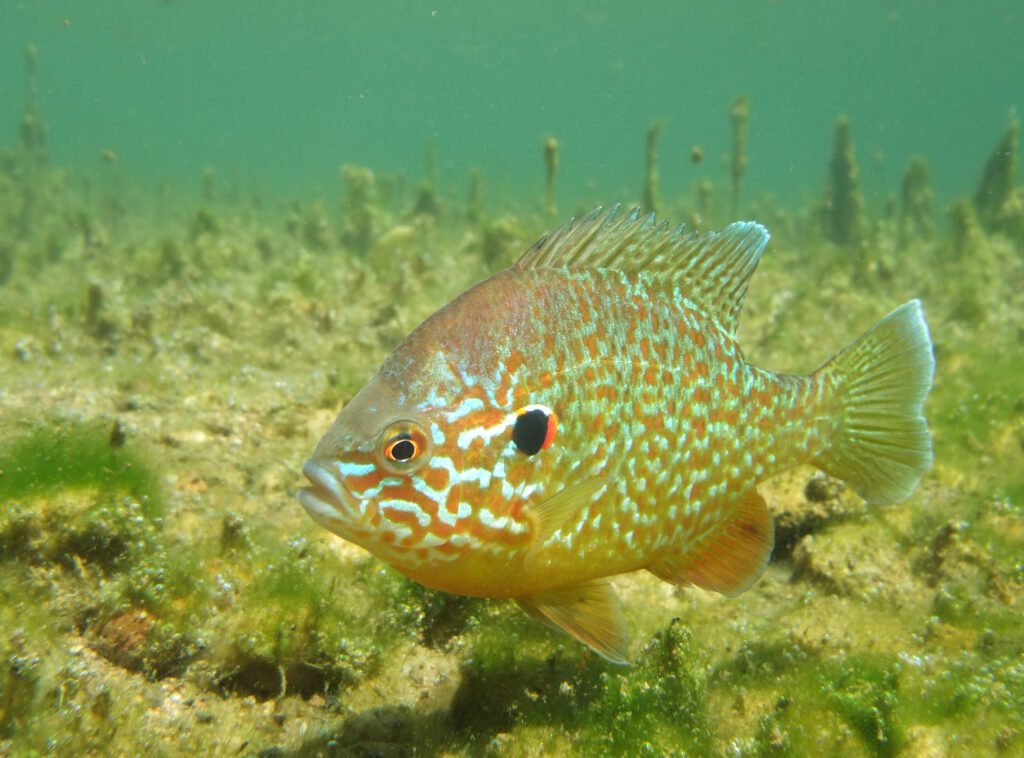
[515,205,770,334]
[647,488,774,597]
[516,579,629,664]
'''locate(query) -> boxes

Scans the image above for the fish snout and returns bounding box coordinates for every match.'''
[297,459,359,533]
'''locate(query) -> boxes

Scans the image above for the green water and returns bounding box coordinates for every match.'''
[2,2,1021,205]
[1,3,1023,756]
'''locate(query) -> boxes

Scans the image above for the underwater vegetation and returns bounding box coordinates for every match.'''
[642,120,662,216]
[1,48,1024,756]
[729,95,750,219]
[824,116,867,249]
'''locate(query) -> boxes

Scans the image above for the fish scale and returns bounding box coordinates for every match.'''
[298,206,934,663]
[486,267,834,578]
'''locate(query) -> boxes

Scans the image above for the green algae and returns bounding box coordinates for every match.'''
[581,620,712,755]
[0,418,159,510]
[0,421,166,588]
[0,419,209,689]
[1,87,1024,756]
[824,659,904,755]
[931,338,1024,506]
[209,538,387,700]
[438,617,712,755]
[386,574,483,649]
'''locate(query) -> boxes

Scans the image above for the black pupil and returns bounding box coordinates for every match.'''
[391,438,416,461]
[512,409,549,456]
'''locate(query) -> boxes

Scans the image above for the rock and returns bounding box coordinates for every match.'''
[771,472,864,560]
[790,521,914,604]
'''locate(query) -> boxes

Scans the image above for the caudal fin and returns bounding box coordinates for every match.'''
[813,300,935,505]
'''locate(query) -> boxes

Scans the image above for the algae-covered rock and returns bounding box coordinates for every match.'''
[0,641,43,739]
[771,472,864,560]
[203,540,399,701]
[790,519,915,605]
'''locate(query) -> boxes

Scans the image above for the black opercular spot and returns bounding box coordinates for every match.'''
[512,408,550,456]
[390,438,416,461]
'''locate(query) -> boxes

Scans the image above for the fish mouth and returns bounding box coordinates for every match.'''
[297,459,360,533]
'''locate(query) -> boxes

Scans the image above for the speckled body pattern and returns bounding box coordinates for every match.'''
[299,207,934,660]
[371,267,831,594]
[303,231,833,593]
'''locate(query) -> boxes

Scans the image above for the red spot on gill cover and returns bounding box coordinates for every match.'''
[541,412,558,449]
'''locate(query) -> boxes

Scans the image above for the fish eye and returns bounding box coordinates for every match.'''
[378,420,430,472]
[385,435,418,462]
[512,404,557,456]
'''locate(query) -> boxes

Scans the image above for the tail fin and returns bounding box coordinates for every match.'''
[813,300,935,505]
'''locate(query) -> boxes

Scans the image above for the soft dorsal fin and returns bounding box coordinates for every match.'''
[515,205,770,334]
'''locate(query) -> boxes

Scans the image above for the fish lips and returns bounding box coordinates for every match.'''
[297,459,360,534]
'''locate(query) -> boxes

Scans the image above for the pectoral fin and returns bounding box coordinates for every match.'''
[516,579,629,664]
[649,488,774,596]
[524,477,608,569]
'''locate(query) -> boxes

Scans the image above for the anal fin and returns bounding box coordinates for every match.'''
[648,489,774,597]
[515,579,629,664]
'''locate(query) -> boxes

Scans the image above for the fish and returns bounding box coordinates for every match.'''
[297,206,935,664]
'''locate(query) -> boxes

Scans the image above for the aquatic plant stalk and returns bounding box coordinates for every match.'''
[642,121,661,216]
[467,168,483,225]
[729,96,749,218]
[973,112,1018,230]
[544,137,559,218]
[899,156,934,244]
[824,116,866,247]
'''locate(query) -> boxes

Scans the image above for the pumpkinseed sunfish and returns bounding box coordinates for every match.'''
[297,207,934,663]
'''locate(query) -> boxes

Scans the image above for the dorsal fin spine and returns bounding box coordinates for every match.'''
[514,206,769,334]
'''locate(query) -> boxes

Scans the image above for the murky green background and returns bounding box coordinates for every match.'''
[1,2,1022,756]
[2,1,1022,204]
